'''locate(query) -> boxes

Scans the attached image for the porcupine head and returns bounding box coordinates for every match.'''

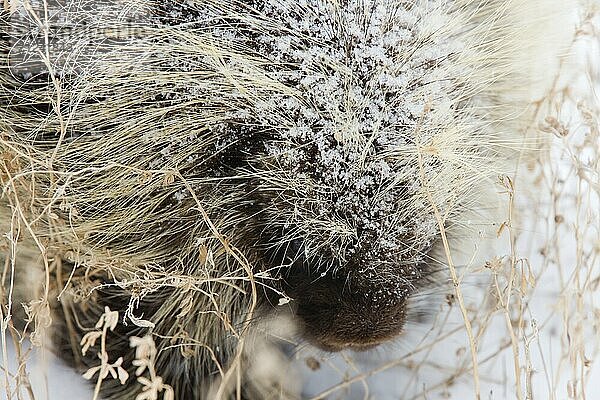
[212,0,574,351]
[0,0,575,398]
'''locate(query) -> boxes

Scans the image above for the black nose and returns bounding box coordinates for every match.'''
[283,264,409,351]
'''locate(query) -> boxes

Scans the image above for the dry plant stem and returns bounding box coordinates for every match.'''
[55,258,82,367]
[415,102,481,400]
[339,352,370,399]
[308,333,512,400]
[178,174,257,400]
[1,162,51,304]
[92,322,110,400]
[9,326,35,400]
[523,320,537,400]
[1,208,20,400]
[0,216,35,400]
[496,176,524,400]
[23,0,69,168]
[573,157,588,400]
[1,250,10,400]
[1,303,12,400]
[406,344,511,400]
[156,333,225,378]
[404,306,454,390]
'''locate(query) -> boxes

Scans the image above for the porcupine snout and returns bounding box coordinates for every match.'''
[284,264,412,352]
[248,110,440,351]
[266,213,432,352]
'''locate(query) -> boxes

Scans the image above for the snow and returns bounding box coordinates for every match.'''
[1,341,92,400]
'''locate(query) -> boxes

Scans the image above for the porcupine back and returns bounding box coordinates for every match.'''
[0,0,572,398]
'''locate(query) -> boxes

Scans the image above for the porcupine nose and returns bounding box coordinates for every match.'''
[283,261,409,352]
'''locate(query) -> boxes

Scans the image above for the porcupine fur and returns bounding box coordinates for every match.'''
[0,0,573,398]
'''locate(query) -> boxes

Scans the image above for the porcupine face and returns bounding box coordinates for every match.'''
[251,3,444,351]
[210,1,448,351]
[164,0,458,351]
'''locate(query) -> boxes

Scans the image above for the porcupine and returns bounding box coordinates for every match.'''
[0,0,573,398]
